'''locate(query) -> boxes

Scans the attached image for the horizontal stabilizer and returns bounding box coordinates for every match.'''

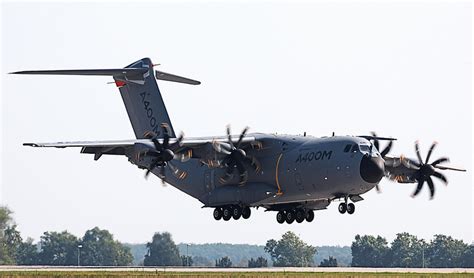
[10,68,146,76]
[155,70,200,85]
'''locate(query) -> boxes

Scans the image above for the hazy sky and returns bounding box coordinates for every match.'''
[1,1,472,246]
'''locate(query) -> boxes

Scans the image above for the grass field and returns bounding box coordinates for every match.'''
[0,271,473,278]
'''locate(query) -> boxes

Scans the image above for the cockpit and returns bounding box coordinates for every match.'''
[343,142,379,156]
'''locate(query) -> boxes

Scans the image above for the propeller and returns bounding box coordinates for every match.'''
[213,126,261,185]
[138,123,189,185]
[402,141,465,199]
[370,132,393,158]
[369,132,394,192]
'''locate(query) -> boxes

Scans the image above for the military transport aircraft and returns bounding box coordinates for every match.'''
[12,58,466,224]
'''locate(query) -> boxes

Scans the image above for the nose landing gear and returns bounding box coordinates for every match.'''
[338,197,356,215]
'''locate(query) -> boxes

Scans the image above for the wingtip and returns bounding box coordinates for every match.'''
[23,143,38,147]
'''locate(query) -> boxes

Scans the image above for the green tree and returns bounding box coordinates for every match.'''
[388,233,426,268]
[16,238,38,265]
[248,256,268,267]
[319,256,338,267]
[264,231,316,267]
[351,235,389,267]
[80,227,133,266]
[0,206,22,265]
[144,232,181,266]
[462,244,474,267]
[215,256,232,268]
[181,255,193,266]
[426,234,468,268]
[38,231,79,265]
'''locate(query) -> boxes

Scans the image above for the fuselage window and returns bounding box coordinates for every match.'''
[344,144,352,153]
[359,144,370,153]
[351,144,359,153]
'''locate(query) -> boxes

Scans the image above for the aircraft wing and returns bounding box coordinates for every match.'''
[23,136,257,160]
[23,136,256,148]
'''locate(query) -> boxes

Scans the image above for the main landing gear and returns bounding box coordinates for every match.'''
[213,205,251,221]
[338,197,355,215]
[276,209,314,224]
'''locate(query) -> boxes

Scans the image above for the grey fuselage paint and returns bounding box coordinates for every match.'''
[134,134,378,209]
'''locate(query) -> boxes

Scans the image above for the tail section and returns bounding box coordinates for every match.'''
[11,57,200,139]
[116,58,175,138]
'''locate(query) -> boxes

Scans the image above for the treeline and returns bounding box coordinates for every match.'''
[126,243,351,266]
[2,206,473,267]
[0,207,133,266]
[352,233,474,268]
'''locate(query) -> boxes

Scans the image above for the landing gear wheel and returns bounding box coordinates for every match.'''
[276,211,285,224]
[232,206,242,220]
[213,207,222,220]
[295,209,305,223]
[347,203,355,214]
[242,207,251,219]
[305,210,315,222]
[338,203,347,214]
[222,207,232,221]
[285,210,295,224]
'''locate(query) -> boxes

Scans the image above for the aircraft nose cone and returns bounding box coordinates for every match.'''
[360,155,385,183]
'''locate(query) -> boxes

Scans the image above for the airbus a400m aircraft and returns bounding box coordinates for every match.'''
[13,58,466,224]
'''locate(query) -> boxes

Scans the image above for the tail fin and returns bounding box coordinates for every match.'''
[11,57,200,139]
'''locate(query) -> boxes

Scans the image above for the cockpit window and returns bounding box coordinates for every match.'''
[351,144,359,152]
[359,144,370,153]
[344,144,352,152]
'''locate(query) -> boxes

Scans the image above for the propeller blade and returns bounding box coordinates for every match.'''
[432,171,448,184]
[168,162,188,180]
[175,149,193,162]
[219,165,235,184]
[212,141,232,155]
[426,177,435,199]
[237,127,249,148]
[371,132,380,151]
[169,132,184,149]
[144,131,157,139]
[235,159,248,185]
[246,155,262,173]
[433,165,466,172]
[145,169,152,178]
[161,124,171,148]
[425,142,437,164]
[380,141,393,158]
[431,157,449,166]
[226,125,234,149]
[415,141,423,165]
[411,179,424,197]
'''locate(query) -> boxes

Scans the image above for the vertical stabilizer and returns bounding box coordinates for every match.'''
[115,58,175,138]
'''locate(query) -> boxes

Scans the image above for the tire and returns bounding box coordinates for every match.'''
[338,203,347,214]
[285,210,295,224]
[242,207,251,219]
[232,206,242,220]
[347,203,355,214]
[276,211,285,224]
[223,207,232,221]
[295,209,305,223]
[305,210,315,222]
[213,207,222,220]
